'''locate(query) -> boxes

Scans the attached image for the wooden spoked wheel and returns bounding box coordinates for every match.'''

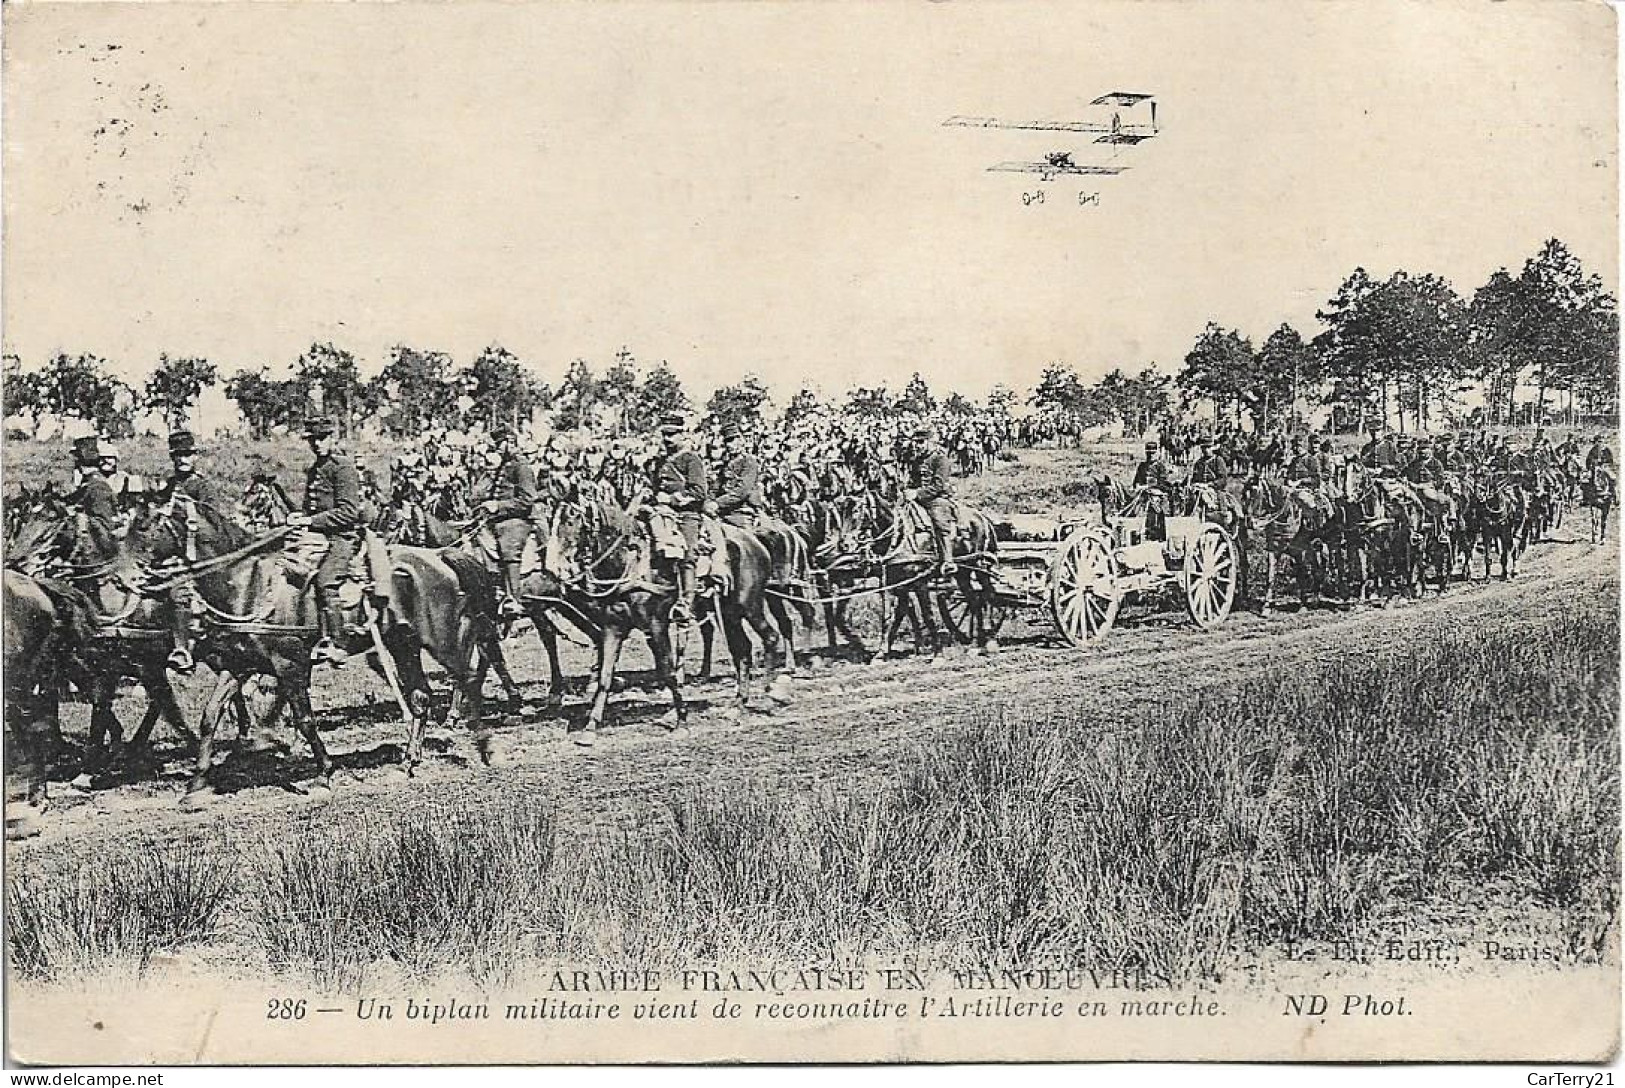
[938,593,1011,642]
[1183,524,1238,629]
[1049,531,1119,647]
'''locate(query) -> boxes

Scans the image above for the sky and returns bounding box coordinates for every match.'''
[3,0,1617,405]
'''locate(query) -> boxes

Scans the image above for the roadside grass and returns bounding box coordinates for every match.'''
[8,594,1617,987]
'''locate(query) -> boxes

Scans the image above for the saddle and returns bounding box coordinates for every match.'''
[282,528,395,614]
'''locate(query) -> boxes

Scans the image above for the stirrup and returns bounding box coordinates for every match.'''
[167,648,196,673]
[499,595,524,619]
[311,639,348,666]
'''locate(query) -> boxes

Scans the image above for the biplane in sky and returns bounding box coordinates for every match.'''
[943,91,1158,177]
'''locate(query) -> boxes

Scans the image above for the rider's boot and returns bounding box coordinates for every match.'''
[673,561,697,625]
[167,590,196,673]
[499,561,524,619]
[311,596,351,667]
[932,528,957,576]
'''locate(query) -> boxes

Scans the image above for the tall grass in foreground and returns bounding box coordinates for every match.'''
[7,841,236,979]
[10,597,1618,985]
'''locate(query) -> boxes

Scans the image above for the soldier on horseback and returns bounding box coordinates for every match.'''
[904,421,956,574]
[1189,438,1233,492]
[478,424,537,620]
[1363,429,1400,477]
[653,411,709,624]
[163,430,216,673]
[713,420,763,528]
[285,416,365,666]
[68,434,120,565]
[1132,437,1172,541]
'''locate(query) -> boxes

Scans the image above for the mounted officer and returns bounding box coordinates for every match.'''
[68,434,120,565]
[285,416,365,666]
[1363,429,1400,476]
[712,419,763,528]
[1132,437,1171,540]
[652,412,709,624]
[904,421,956,574]
[163,430,216,673]
[1188,438,1233,492]
[478,424,538,619]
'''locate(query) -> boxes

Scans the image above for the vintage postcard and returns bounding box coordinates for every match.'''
[2,0,1618,1067]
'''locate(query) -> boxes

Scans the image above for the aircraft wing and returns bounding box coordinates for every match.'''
[945,116,1157,138]
[987,161,1128,176]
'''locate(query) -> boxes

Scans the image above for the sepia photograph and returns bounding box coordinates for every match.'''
[2,0,1619,1067]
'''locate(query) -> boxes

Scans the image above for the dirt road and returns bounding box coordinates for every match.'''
[13,533,1617,860]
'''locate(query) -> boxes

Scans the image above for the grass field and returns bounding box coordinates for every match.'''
[9,588,1617,989]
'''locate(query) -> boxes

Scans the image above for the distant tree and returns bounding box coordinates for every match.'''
[705,374,772,431]
[1313,269,1386,433]
[631,361,690,432]
[1379,272,1468,432]
[36,353,134,437]
[371,346,456,438]
[844,385,894,417]
[1256,324,1317,428]
[554,358,600,432]
[142,354,219,429]
[784,386,822,426]
[1510,239,1616,424]
[899,372,935,415]
[469,344,549,432]
[986,384,1018,416]
[225,368,303,439]
[597,347,641,436]
[3,354,43,435]
[294,342,363,436]
[1178,324,1255,427]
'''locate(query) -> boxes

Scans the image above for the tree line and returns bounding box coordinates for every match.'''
[1173,238,1617,433]
[4,238,1615,442]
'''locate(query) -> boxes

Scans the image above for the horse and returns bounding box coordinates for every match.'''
[1579,465,1617,545]
[1469,473,1529,579]
[370,487,577,708]
[1330,461,1392,604]
[695,514,818,680]
[141,493,517,803]
[782,494,871,657]
[1242,474,1332,614]
[552,496,793,742]
[854,493,1000,661]
[3,569,88,837]
[8,487,199,782]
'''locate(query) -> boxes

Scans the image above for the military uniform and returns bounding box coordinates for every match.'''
[654,414,709,622]
[163,431,213,672]
[909,431,955,567]
[483,433,538,616]
[301,418,365,661]
[1132,443,1170,540]
[1190,449,1233,491]
[715,441,764,528]
[69,436,119,565]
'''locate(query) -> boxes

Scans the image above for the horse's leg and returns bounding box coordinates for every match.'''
[183,669,239,804]
[1261,551,1277,615]
[386,636,432,773]
[484,631,527,714]
[137,663,195,751]
[288,682,334,792]
[915,587,941,657]
[743,595,789,706]
[766,595,800,676]
[581,625,624,746]
[529,608,566,706]
[648,615,687,729]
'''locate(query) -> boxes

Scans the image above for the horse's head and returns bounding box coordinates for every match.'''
[552,496,635,584]
[5,483,75,565]
[241,473,293,529]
